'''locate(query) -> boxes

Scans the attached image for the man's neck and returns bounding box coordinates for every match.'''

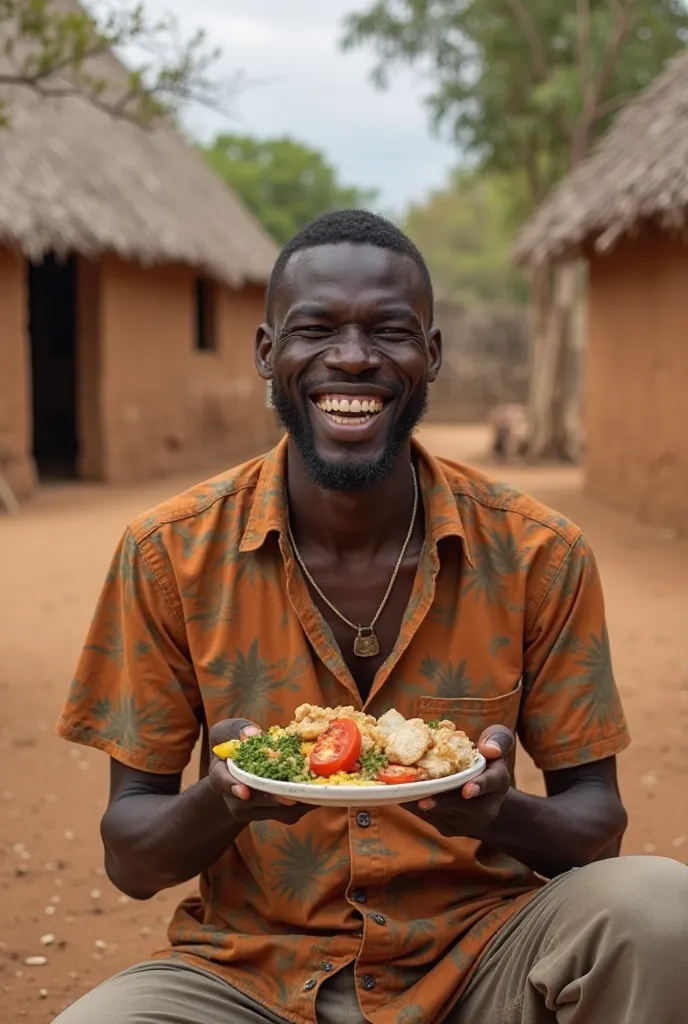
[285,439,419,559]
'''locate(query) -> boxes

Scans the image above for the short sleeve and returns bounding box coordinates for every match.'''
[518,533,630,771]
[56,528,201,774]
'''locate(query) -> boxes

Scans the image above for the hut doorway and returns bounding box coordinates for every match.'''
[28,254,79,479]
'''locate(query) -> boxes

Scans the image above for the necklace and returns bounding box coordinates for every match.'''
[287,464,419,658]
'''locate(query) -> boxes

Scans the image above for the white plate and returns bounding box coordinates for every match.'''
[226,754,486,807]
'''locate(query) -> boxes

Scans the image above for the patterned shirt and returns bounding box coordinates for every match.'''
[57,438,630,1024]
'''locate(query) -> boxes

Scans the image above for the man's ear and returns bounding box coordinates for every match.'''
[255,323,274,380]
[427,327,442,383]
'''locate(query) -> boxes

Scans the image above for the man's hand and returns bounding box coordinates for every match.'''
[406,725,514,838]
[208,719,312,827]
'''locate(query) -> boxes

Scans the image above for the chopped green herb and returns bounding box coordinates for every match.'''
[359,749,389,779]
[234,732,307,781]
[427,720,441,729]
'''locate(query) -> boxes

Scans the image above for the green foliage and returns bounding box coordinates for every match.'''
[403,167,529,304]
[343,0,688,208]
[0,0,226,127]
[201,133,378,244]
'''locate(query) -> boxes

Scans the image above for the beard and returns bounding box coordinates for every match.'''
[271,375,429,492]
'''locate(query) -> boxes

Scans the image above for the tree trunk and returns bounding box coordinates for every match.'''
[526,261,582,461]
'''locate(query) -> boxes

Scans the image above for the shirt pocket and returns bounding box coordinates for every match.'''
[415,679,523,742]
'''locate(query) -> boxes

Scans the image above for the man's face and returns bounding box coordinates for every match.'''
[256,243,441,491]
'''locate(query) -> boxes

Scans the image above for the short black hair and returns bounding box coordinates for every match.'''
[266,209,434,323]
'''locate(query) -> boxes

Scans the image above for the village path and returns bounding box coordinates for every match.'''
[1,424,687,1022]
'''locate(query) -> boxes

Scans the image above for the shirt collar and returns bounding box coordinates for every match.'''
[239,434,472,565]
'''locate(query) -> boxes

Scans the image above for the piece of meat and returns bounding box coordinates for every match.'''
[384,719,433,766]
[288,704,337,741]
[376,709,406,740]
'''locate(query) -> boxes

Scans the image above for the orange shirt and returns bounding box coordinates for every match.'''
[57,439,630,1024]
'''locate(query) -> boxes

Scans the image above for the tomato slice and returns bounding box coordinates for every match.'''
[377,765,425,785]
[310,720,362,777]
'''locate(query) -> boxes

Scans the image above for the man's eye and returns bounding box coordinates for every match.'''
[374,327,411,339]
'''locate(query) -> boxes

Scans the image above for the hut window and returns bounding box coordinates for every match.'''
[194,276,218,352]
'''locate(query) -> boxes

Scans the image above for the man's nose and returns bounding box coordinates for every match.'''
[322,326,382,374]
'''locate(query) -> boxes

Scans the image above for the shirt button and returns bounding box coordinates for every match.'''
[371,913,387,926]
[360,974,376,991]
[352,888,367,904]
[319,962,334,972]
[303,979,317,992]
[356,811,372,828]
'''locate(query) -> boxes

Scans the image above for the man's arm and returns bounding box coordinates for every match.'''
[101,721,313,901]
[474,756,627,878]
[413,729,627,879]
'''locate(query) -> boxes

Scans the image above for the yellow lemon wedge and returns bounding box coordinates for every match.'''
[212,740,241,760]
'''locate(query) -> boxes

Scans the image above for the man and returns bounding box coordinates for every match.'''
[55,211,687,1024]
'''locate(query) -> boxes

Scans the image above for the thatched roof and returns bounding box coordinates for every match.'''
[515,50,688,267]
[0,3,277,286]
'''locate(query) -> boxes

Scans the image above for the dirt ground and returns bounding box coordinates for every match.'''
[1,424,687,1021]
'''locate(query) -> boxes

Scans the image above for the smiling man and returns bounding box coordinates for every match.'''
[55,211,688,1024]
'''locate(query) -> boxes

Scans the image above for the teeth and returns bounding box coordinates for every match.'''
[315,396,385,417]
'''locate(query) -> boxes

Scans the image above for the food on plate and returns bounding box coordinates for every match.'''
[212,704,478,787]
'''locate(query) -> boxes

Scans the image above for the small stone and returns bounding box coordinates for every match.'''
[140,926,151,937]
[44,862,58,872]
[68,972,80,980]
[50,894,62,905]
[24,956,48,967]
[69,749,80,760]
[643,843,657,854]
[64,831,75,841]
[40,935,56,946]
[90,889,102,900]
[39,989,49,999]
[44,906,56,916]
[94,940,107,951]
[15,970,24,978]
[65,916,76,924]
[15,865,29,877]
[672,836,687,849]
[20,851,31,861]
[117,895,129,905]
[12,843,26,854]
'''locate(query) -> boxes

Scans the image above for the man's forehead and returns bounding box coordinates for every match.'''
[275,242,427,313]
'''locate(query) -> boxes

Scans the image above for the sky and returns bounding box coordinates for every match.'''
[130,0,458,213]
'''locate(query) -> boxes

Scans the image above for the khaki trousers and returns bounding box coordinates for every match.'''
[53,856,688,1024]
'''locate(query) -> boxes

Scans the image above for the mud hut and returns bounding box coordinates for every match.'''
[515,51,688,535]
[0,12,279,500]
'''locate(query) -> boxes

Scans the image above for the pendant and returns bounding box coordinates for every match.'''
[354,627,380,658]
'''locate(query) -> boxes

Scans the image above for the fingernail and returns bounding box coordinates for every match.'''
[276,797,296,806]
[231,785,247,800]
[240,727,260,738]
[463,784,479,799]
[419,798,436,810]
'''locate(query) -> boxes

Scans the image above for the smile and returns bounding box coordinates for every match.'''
[313,394,387,427]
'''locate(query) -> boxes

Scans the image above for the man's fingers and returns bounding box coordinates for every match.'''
[209,718,261,747]
[462,760,510,799]
[477,725,514,760]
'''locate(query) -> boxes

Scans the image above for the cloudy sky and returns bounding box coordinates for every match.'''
[133,0,458,213]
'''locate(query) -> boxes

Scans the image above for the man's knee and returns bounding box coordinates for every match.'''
[574,856,688,948]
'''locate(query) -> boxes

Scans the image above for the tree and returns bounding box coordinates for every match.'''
[343,0,688,459]
[403,168,528,306]
[201,134,378,245]
[0,0,229,127]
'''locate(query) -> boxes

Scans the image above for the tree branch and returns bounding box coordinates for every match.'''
[504,0,550,81]
[593,89,639,120]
